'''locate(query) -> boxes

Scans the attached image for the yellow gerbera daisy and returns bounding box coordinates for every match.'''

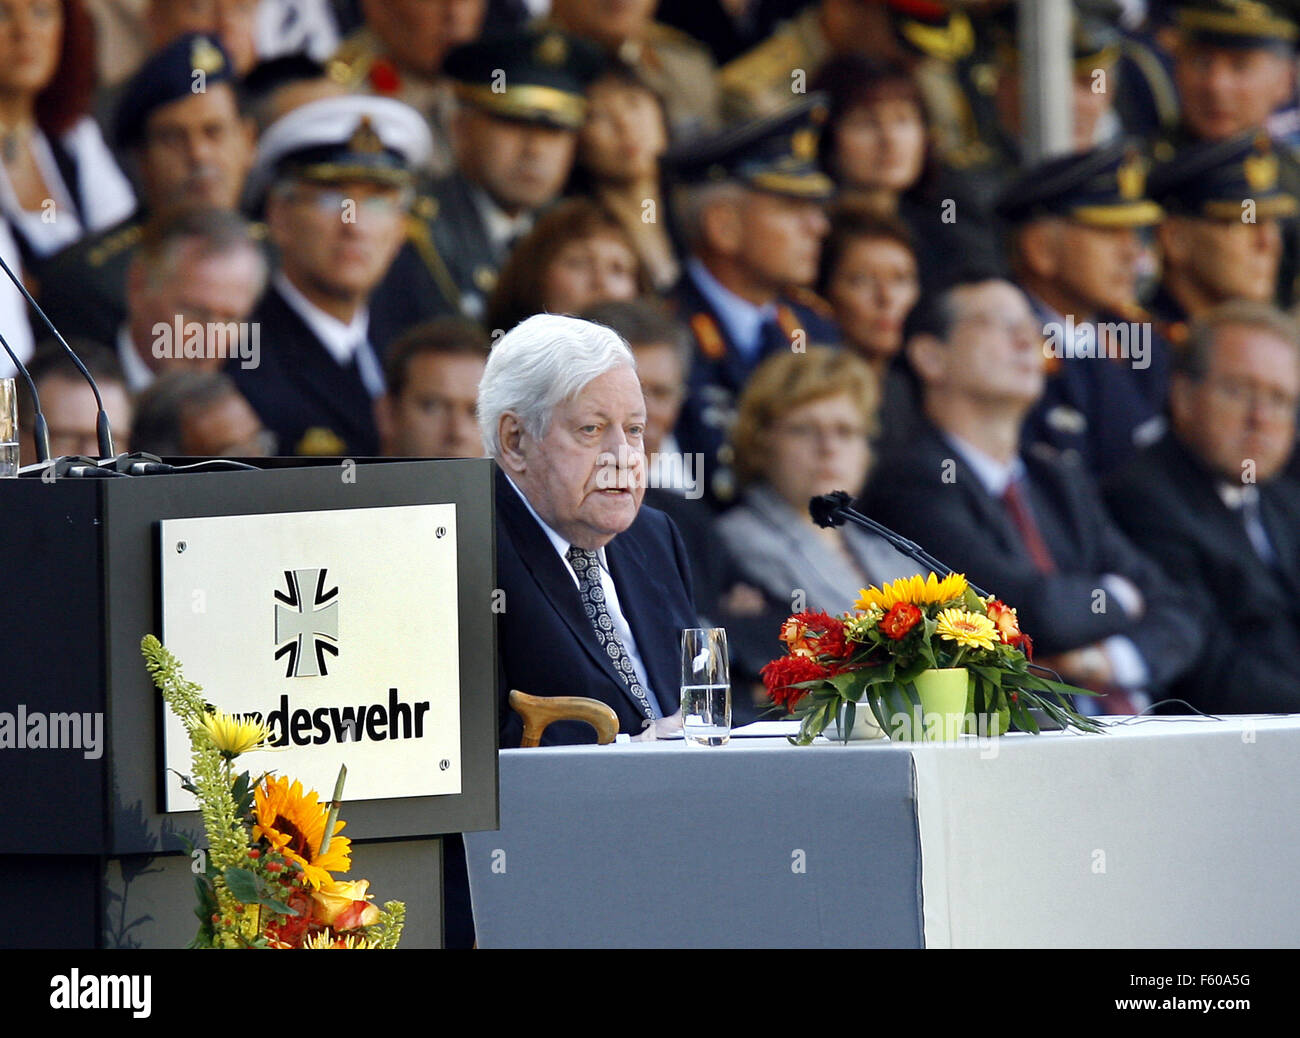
[934,608,998,651]
[855,572,969,612]
[304,931,373,949]
[199,710,271,759]
[253,776,351,888]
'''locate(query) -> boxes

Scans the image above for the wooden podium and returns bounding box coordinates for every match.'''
[0,457,498,948]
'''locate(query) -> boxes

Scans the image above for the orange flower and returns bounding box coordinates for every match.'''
[985,599,1022,644]
[880,603,922,640]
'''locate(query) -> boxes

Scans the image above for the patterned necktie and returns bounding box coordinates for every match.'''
[565,546,661,720]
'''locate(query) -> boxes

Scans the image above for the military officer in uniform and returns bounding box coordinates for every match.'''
[997,141,1174,478]
[402,27,605,323]
[38,34,255,347]
[717,0,980,163]
[325,0,488,177]
[1147,131,1298,346]
[664,95,840,506]
[235,96,432,457]
[1159,0,1300,301]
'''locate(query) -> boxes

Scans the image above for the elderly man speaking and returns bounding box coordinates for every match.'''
[480,314,698,746]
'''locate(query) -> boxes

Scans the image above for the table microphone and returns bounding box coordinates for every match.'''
[0,249,114,461]
[0,327,49,463]
[809,491,991,599]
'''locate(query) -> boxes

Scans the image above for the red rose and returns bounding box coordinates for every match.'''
[879,602,922,640]
[780,610,848,660]
[760,654,830,711]
[986,599,1023,645]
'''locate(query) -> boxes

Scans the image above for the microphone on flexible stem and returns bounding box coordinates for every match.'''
[0,249,114,459]
[810,491,991,599]
[0,329,49,463]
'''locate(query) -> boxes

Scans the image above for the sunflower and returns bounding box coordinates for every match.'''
[934,608,998,652]
[855,572,969,612]
[253,776,351,888]
[199,710,271,759]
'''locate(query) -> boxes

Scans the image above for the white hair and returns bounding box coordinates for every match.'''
[477,313,636,458]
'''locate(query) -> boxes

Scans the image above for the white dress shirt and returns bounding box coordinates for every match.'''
[273,272,385,396]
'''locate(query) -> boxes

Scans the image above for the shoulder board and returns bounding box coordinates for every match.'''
[718,31,808,92]
[250,221,268,241]
[87,223,143,267]
[690,311,728,362]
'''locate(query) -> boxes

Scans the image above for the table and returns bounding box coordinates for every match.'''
[464,716,1300,947]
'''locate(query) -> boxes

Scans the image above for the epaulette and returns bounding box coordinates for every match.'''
[717,31,809,97]
[786,286,834,320]
[690,311,727,362]
[250,221,269,241]
[645,20,711,55]
[87,223,143,267]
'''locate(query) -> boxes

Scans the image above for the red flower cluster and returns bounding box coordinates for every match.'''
[780,610,848,660]
[879,602,922,640]
[760,654,829,711]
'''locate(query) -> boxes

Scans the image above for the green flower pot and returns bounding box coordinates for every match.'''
[913,667,969,742]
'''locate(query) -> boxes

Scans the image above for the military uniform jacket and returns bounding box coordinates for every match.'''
[231,284,379,457]
[36,211,143,346]
[669,265,838,464]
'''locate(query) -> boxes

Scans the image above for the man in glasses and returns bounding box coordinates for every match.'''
[236,95,431,456]
[1105,301,1300,713]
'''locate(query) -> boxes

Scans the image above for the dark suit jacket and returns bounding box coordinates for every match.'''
[859,421,1203,690]
[231,285,378,456]
[1104,433,1300,713]
[496,468,697,747]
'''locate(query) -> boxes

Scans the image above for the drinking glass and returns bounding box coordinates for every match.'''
[680,627,730,746]
[0,378,18,476]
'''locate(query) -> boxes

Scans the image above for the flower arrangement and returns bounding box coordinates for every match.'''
[760,573,1101,744]
[141,635,406,949]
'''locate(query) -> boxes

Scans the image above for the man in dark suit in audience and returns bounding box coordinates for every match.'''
[860,275,1203,711]
[479,313,698,747]
[235,95,431,456]
[1104,301,1300,713]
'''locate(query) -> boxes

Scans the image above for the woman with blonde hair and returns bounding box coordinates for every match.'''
[716,346,919,626]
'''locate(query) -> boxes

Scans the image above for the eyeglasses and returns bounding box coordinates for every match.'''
[285,186,413,217]
[1206,377,1300,421]
[772,420,869,446]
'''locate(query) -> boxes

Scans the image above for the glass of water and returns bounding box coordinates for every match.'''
[0,378,18,477]
[680,627,730,746]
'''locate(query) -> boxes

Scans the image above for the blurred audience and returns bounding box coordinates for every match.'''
[327,0,487,175]
[665,95,838,504]
[572,62,677,289]
[236,96,428,456]
[812,53,1003,295]
[0,0,134,262]
[415,27,604,320]
[17,340,131,462]
[112,205,266,391]
[40,33,253,344]
[860,275,1202,710]
[486,197,649,333]
[131,368,271,456]
[375,316,488,459]
[1105,300,1300,713]
[999,141,1170,478]
[240,52,349,132]
[547,0,721,139]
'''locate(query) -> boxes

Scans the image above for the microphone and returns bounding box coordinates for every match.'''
[0,249,114,459]
[0,328,49,463]
[809,491,990,599]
